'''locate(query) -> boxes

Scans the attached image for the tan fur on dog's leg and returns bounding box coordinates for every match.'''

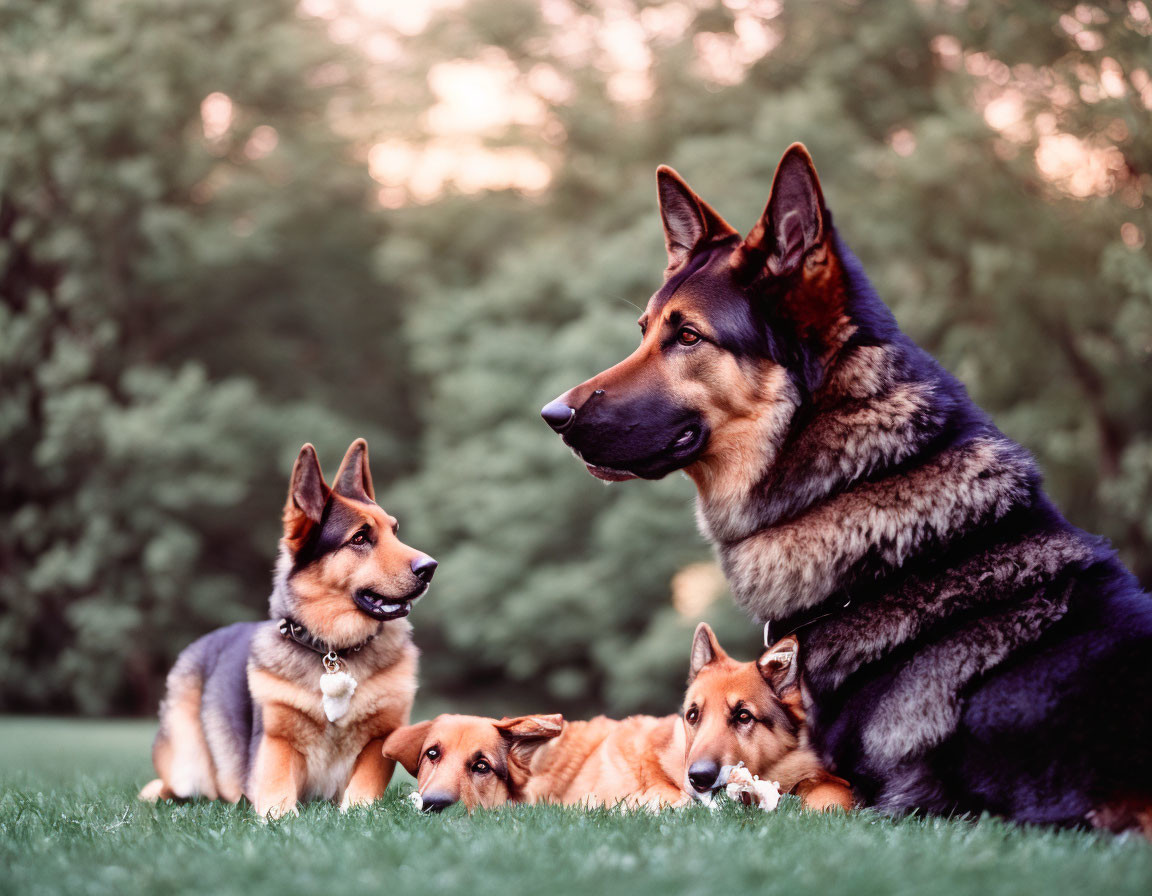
[201,707,246,803]
[252,734,305,819]
[794,776,854,812]
[340,738,394,811]
[156,681,219,800]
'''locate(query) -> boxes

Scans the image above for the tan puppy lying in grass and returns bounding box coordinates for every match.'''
[384,624,853,812]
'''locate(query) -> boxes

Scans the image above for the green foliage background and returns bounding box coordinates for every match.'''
[1,0,1149,716]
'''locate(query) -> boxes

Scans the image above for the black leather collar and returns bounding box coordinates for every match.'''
[277,617,378,658]
[764,592,853,645]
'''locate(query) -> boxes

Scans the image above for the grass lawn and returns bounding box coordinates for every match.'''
[1,717,1150,896]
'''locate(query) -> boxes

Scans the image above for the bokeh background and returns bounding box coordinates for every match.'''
[1,0,1150,721]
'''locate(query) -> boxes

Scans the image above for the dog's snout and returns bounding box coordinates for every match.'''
[420,792,455,813]
[540,399,576,433]
[688,760,721,793]
[411,555,438,584]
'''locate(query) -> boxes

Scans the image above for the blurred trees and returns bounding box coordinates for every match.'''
[1,0,1149,715]
[0,0,413,712]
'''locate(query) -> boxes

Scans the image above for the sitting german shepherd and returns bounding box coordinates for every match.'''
[383,624,852,812]
[139,439,437,818]
[541,144,1152,833]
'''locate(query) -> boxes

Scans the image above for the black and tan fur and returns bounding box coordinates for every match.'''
[139,439,436,818]
[542,144,1152,832]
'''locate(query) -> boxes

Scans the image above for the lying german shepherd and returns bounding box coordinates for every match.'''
[541,144,1152,833]
[139,439,437,818]
[383,624,851,812]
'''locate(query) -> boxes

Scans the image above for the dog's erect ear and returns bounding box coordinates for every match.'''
[382,719,434,776]
[688,622,729,681]
[656,166,737,271]
[283,444,329,539]
[758,635,801,695]
[497,714,564,764]
[332,438,374,503]
[736,143,827,279]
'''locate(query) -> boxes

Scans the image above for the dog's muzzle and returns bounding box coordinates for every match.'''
[419,792,455,813]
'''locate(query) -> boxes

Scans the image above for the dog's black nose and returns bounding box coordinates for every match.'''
[411,555,438,583]
[420,793,455,813]
[688,761,721,793]
[540,399,576,433]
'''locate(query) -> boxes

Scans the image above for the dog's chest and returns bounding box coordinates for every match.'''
[249,652,417,800]
[299,727,364,800]
[295,689,400,799]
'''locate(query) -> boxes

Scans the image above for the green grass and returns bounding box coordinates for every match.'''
[2,718,1150,896]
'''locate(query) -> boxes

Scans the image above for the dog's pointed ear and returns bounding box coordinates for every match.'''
[688,623,729,681]
[497,714,564,764]
[657,166,737,272]
[332,438,374,503]
[283,444,329,540]
[382,719,434,777]
[736,143,827,279]
[758,635,801,695]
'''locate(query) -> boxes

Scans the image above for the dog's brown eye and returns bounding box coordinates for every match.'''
[472,759,491,775]
[677,328,701,346]
[685,707,699,725]
[349,528,370,546]
[735,709,753,724]
[425,747,440,761]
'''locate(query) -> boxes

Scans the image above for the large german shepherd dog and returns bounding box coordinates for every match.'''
[541,144,1152,832]
[384,624,851,813]
[139,439,437,818]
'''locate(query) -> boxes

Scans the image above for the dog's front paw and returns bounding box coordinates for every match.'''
[258,799,299,822]
[339,789,383,812]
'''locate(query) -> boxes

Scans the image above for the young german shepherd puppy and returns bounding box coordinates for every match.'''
[676,624,852,812]
[381,713,565,812]
[139,439,437,818]
[384,624,851,812]
[541,144,1152,833]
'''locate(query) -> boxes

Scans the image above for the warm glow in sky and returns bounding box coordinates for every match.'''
[290,0,787,202]
[301,0,466,37]
[183,1,1152,207]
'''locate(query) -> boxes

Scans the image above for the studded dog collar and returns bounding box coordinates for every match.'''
[277,617,378,659]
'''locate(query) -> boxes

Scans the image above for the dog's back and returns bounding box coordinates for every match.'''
[525,714,686,809]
